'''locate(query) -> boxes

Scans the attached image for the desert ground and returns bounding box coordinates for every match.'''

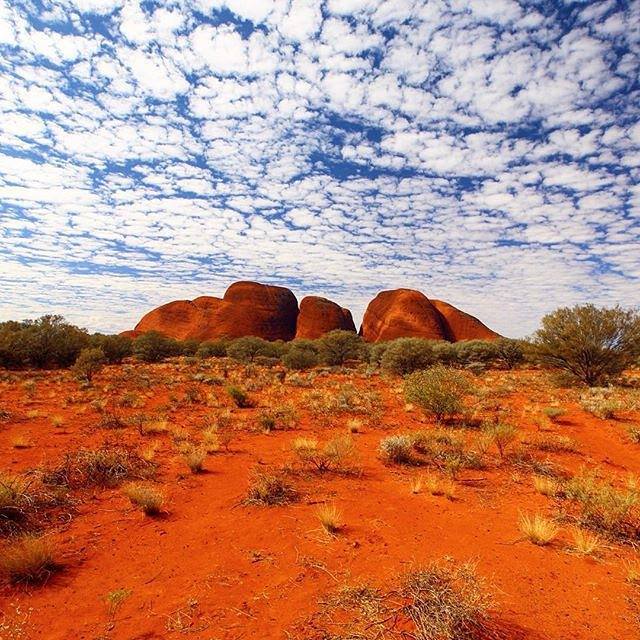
[1,360,640,639]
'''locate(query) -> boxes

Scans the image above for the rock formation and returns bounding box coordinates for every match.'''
[359,289,449,342]
[359,288,498,343]
[128,282,498,344]
[295,296,356,340]
[430,299,500,342]
[133,282,299,342]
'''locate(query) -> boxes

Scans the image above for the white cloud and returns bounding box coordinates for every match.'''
[0,0,637,338]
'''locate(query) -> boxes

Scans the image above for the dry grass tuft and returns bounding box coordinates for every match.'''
[124,482,165,515]
[423,473,456,500]
[292,435,357,474]
[533,475,558,497]
[181,447,207,474]
[519,513,559,546]
[569,529,601,556]
[317,504,342,534]
[0,536,60,585]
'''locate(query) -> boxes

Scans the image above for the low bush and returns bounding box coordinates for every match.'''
[72,347,106,382]
[493,338,525,369]
[196,339,228,358]
[579,389,621,419]
[483,422,518,459]
[381,338,437,375]
[282,344,318,370]
[402,560,492,640]
[227,336,282,363]
[43,446,154,489]
[226,385,251,408]
[452,340,499,366]
[379,435,415,465]
[245,468,296,505]
[90,333,132,364]
[561,471,640,539]
[404,365,472,423]
[258,405,297,432]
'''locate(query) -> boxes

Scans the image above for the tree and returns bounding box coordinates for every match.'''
[133,331,181,363]
[317,330,366,366]
[0,315,89,369]
[283,345,318,370]
[72,347,106,382]
[533,304,640,386]
[226,336,280,363]
[90,334,132,364]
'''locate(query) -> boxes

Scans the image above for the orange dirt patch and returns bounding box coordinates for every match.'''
[1,364,639,639]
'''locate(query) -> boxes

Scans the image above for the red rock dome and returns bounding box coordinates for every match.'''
[295,296,356,339]
[359,289,498,343]
[133,282,298,342]
[359,289,449,342]
[430,299,499,341]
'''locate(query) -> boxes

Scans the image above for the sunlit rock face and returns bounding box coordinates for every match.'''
[360,289,498,343]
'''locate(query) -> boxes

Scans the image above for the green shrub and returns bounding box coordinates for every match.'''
[227,336,281,363]
[196,339,228,358]
[178,339,200,356]
[381,338,437,375]
[405,365,472,423]
[317,330,366,366]
[132,331,181,363]
[0,315,89,369]
[72,347,106,382]
[533,304,640,386]
[282,344,318,370]
[493,338,524,369]
[431,342,457,365]
[226,385,251,408]
[90,334,132,364]
[452,340,498,366]
[369,342,391,366]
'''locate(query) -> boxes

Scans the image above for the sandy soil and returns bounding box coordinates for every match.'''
[1,362,639,639]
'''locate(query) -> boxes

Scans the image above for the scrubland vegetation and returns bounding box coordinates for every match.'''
[0,303,639,638]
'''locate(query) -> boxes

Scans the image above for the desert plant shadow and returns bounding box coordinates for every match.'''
[477,616,549,640]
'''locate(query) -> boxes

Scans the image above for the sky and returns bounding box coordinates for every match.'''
[0,0,638,338]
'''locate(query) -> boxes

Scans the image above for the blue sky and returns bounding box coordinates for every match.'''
[0,0,638,337]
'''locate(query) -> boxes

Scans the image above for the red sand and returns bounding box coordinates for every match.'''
[1,364,639,639]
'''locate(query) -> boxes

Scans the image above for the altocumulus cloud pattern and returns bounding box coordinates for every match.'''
[0,0,638,336]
